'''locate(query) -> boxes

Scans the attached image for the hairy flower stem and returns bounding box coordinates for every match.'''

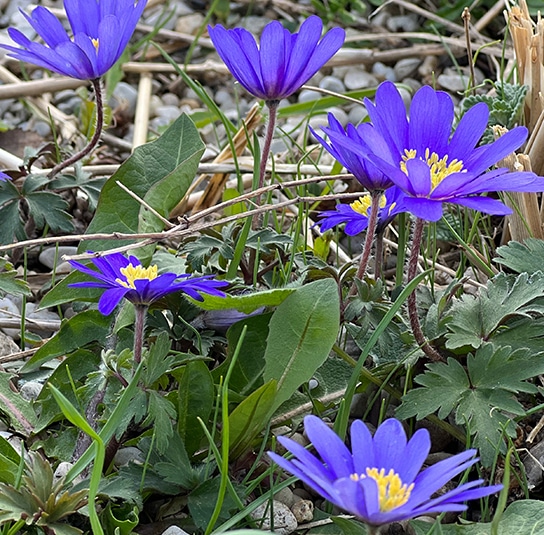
[346,191,382,300]
[133,304,147,367]
[47,77,104,179]
[408,218,443,362]
[252,100,279,229]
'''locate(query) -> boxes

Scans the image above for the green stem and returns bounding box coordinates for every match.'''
[47,77,104,179]
[407,218,443,362]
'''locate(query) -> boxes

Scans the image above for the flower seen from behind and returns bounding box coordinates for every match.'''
[269,416,502,526]
[317,186,407,235]
[68,252,227,315]
[1,0,147,80]
[312,113,394,191]
[326,81,544,222]
[208,16,345,102]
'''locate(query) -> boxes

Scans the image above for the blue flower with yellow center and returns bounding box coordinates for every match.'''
[317,186,407,235]
[208,16,345,102]
[269,416,502,526]
[1,0,147,80]
[324,81,544,222]
[68,252,227,316]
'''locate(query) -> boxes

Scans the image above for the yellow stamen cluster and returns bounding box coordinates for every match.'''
[400,148,464,189]
[116,263,158,289]
[350,194,386,216]
[92,38,100,51]
[350,467,414,512]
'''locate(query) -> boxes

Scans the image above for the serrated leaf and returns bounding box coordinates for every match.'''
[143,391,177,454]
[0,372,36,436]
[263,279,340,413]
[0,268,31,297]
[446,272,544,350]
[494,239,544,275]
[22,310,112,372]
[142,332,173,386]
[154,432,200,490]
[82,114,204,261]
[398,345,544,466]
[25,191,73,233]
[0,181,25,245]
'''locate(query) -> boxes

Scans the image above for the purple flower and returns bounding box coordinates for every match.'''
[0,172,11,182]
[312,113,394,191]
[326,81,544,222]
[208,16,345,102]
[1,0,147,80]
[68,252,227,315]
[269,416,502,527]
[317,187,407,235]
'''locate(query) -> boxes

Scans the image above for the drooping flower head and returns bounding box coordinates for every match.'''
[325,81,544,222]
[317,186,407,235]
[1,0,147,80]
[68,252,227,315]
[312,113,394,191]
[269,416,502,527]
[208,16,345,102]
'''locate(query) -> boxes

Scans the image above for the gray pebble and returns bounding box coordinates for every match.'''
[33,120,51,137]
[394,58,422,81]
[298,89,322,104]
[57,96,81,115]
[437,73,470,93]
[319,75,345,94]
[0,330,19,356]
[274,487,295,508]
[250,501,298,535]
[110,82,139,117]
[161,527,191,535]
[326,106,348,127]
[38,246,78,270]
[347,105,368,125]
[19,381,43,401]
[113,447,144,467]
[291,500,314,523]
[386,14,419,32]
[155,105,181,122]
[372,62,397,82]
[0,297,20,339]
[344,68,379,90]
[161,92,180,107]
[175,13,205,35]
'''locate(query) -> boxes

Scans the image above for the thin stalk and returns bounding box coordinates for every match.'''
[47,77,104,179]
[253,100,279,221]
[407,218,443,362]
[133,304,147,366]
[346,191,382,300]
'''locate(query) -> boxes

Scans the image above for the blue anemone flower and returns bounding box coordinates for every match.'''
[317,187,407,235]
[0,172,11,182]
[208,16,345,102]
[311,113,394,191]
[68,252,227,316]
[325,81,544,222]
[269,416,502,527]
[1,0,147,80]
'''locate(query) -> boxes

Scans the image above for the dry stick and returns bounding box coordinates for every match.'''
[47,78,104,179]
[346,191,382,300]
[0,77,86,99]
[132,72,153,149]
[462,7,477,96]
[407,218,443,362]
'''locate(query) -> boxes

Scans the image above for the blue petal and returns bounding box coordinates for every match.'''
[448,196,513,215]
[23,6,70,48]
[259,21,288,98]
[372,419,408,474]
[350,419,375,475]
[98,287,129,315]
[64,0,99,36]
[447,102,489,160]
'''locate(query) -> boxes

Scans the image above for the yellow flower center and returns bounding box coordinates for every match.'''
[92,38,100,51]
[350,468,414,512]
[400,148,464,189]
[116,263,158,289]
[350,194,386,216]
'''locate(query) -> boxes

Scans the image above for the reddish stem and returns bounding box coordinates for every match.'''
[407,218,443,362]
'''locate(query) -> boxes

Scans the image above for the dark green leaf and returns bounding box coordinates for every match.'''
[494,239,544,275]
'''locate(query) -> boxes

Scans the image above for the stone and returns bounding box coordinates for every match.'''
[372,62,397,82]
[274,487,295,508]
[347,105,368,125]
[161,526,191,535]
[250,500,298,535]
[344,68,379,90]
[394,58,422,81]
[437,73,470,93]
[291,500,314,523]
[38,246,78,270]
[386,14,419,32]
[298,89,322,104]
[175,13,205,35]
[113,447,145,467]
[0,330,18,356]
[0,297,21,339]
[110,82,139,117]
[19,381,43,401]
[319,76,345,94]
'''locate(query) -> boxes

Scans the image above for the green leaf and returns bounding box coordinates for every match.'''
[411,499,544,534]
[25,191,73,233]
[263,279,340,413]
[142,332,173,386]
[100,502,139,535]
[212,312,271,395]
[0,372,36,436]
[38,270,105,310]
[494,238,544,275]
[143,391,177,454]
[398,345,544,465]
[82,114,205,260]
[0,259,31,296]
[177,360,214,456]
[22,310,112,372]
[228,379,277,458]
[0,180,25,245]
[193,287,295,314]
[446,272,544,350]
[0,435,21,485]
